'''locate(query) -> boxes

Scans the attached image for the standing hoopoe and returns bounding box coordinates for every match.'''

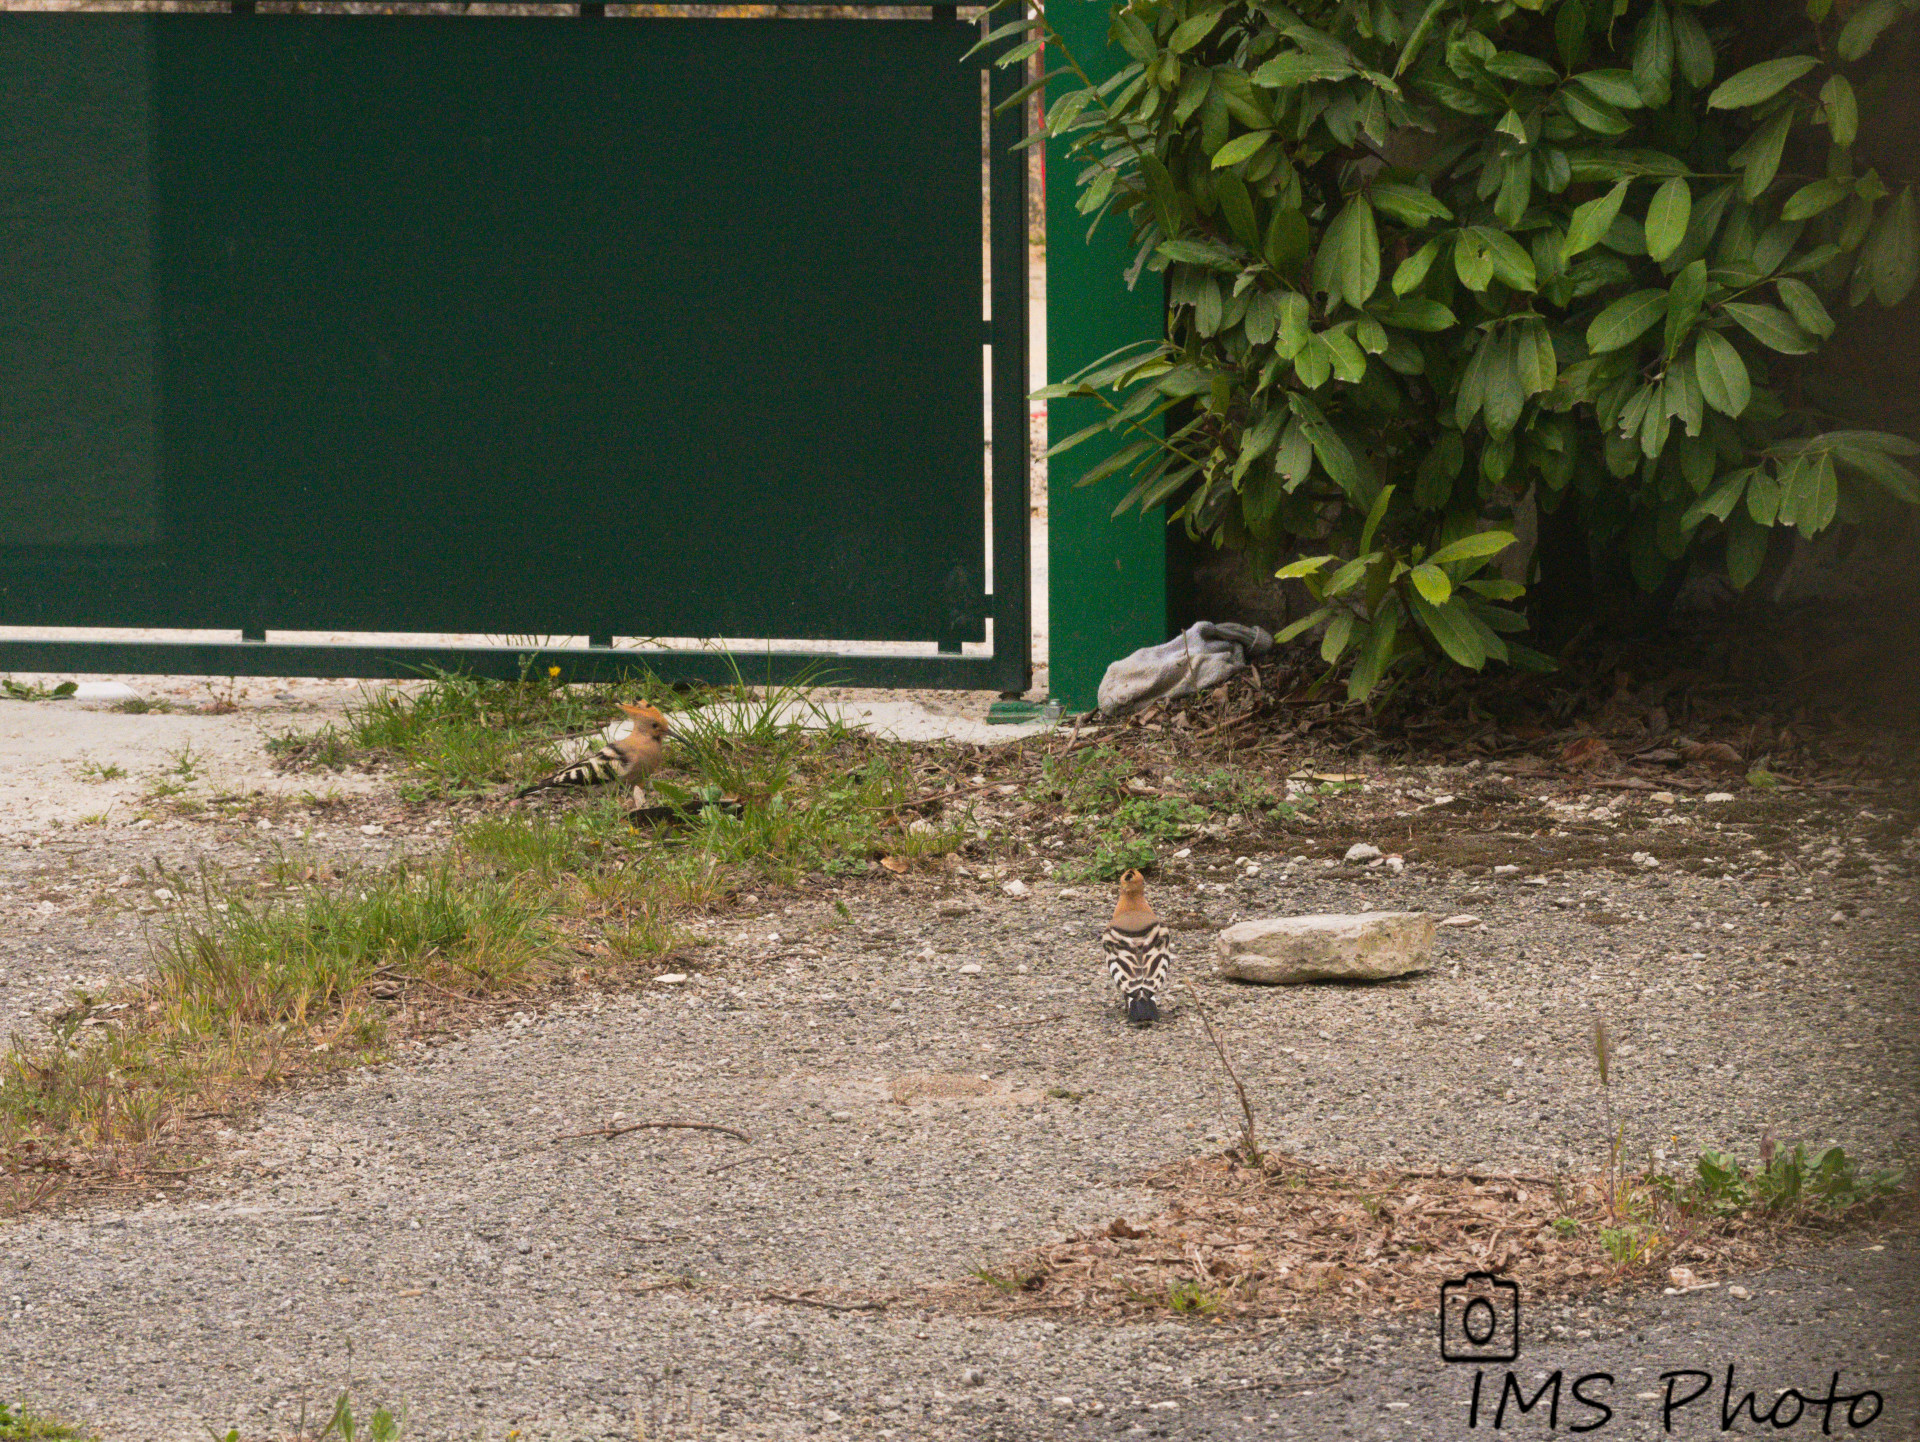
[516,703,672,798]
[1103,868,1172,1025]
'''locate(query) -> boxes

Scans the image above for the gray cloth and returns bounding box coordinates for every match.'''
[1096,621,1274,716]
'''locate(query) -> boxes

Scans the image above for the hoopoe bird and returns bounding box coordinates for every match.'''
[516,702,672,799]
[1103,868,1172,1025]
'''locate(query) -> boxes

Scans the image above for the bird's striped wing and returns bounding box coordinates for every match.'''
[516,741,627,796]
[1102,921,1172,1002]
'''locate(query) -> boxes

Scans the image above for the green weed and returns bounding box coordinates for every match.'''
[0,679,76,702]
[1682,1144,1903,1217]
[76,762,125,783]
[1166,1280,1221,1314]
[0,1401,93,1440]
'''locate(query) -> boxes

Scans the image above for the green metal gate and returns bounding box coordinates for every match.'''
[0,5,1028,691]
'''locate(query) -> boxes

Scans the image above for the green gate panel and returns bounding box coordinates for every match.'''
[1044,0,1168,714]
[0,12,1027,688]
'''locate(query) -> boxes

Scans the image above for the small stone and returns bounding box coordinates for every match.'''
[255,817,273,831]
[1172,848,1191,859]
[654,973,688,985]
[830,1111,853,1123]
[1438,914,1481,927]
[936,899,973,917]
[1344,843,1382,863]
[1492,863,1521,876]
[1650,791,1677,804]
[958,963,983,975]
[1703,792,1736,803]
[1052,1397,1075,1409]
[1001,879,1029,897]
[961,1368,985,1387]
[1829,912,1846,925]
[1216,912,1435,984]
[1383,855,1405,874]
[358,823,384,836]
[908,818,937,836]
[152,887,175,903]
[1728,1285,1750,1300]
[1633,852,1661,870]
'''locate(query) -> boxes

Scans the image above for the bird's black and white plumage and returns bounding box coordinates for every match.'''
[1103,868,1172,1025]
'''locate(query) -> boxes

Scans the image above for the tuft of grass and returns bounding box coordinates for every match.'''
[0,1402,93,1440]
[109,695,170,715]
[1165,1280,1221,1314]
[1,679,76,702]
[76,762,125,783]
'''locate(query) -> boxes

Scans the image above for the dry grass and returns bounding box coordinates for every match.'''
[943,1151,1913,1322]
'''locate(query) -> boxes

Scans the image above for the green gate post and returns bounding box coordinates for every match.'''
[1046,0,1167,714]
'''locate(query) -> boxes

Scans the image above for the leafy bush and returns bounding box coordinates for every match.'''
[988,0,1919,696]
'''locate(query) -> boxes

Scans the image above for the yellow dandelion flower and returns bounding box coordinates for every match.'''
[547,665,561,678]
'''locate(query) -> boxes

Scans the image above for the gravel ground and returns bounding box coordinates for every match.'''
[1,709,1915,1440]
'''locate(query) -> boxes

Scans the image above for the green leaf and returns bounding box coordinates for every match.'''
[1481,328,1526,435]
[1672,7,1714,89]
[1707,56,1820,111]
[1369,182,1453,227]
[1728,111,1791,204]
[1645,177,1691,263]
[1630,2,1674,107]
[1723,302,1818,353]
[1275,291,1312,358]
[1744,468,1780,525]
[1275,607,1332,643]
[1774,278,1835,337]
[1801,451,1838,535]
[1555,0,1588,70]
[1167,7,1225,53]
[1682,471,1748,530]
[1113,12,1159,64]
[1571,70,1644,109]
[1561,179,1629,262]
[1392,237,1444,295]
[1358,483,1395,554]
[1409,563,1452,606]
[1472,227,1538,292]
[1211,130,1273,169]
[1781,177,1851,222]
[1381,298,1457,331]
[1586,288,1669,352]
[1861,188,1919,305]
[1724,511,1769,588]
[1322,326,1367,383]
[1693,330,1751,416]
[1409,593,1487,668]
[1561,82,1632,136]
[1274,418,1313,486]
[1264,208,1311,273]
[1664,259,1707,357]
[1838,0,1903,62]
[1337,198,1382,308]
[1820,75,1858,148]
[1253,51,1356,87]
[1347,603,1404,699]
[1274,554,1337,580]
[1294,338,1333,389]
[1486,51,1561,86]
[1427,530,1518,566]
[1320,609,1356,663]
[1454,231,1495,291]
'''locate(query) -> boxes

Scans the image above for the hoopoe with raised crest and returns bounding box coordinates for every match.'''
[1103,868,1172,1025]
[516,702,672,799]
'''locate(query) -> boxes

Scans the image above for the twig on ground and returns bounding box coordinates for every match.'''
[553,1120,752,1144]
[758,1292,892,1313]
[1186,985,1263,1168]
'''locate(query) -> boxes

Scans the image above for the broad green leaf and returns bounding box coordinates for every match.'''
[1471,227,1539,291]
[1168,7,1225,53]
[1820,75,1858,148]
[1276,291,1312,358]
[1275,607,1332,643]
[1253,51,1356,87]
[1631,2,1674,107]
[1516,318,1557,396]
[1681,472,1748,530]
[1724,511,1769,588]
[1354,317,1388,354]
[1483,331,1525,435]
[1409,592,1486,668]
[1322,327,1367,383]
[1672,7,1714,89]
[1381,298,1456,331]
[1746,469,1781,525]
[1561,179,1629,261]
[1561,83,1632,136]
[1774,278,1835,337]
[1802,451,1839,534]
[1861,188,1919,305]
[1555,0,1588,70]
[1454,231,1495,291]
[1587,288,1669,352]
[1320,609,1356,663]
[1693,330,1751,416]
[1838,0,1903,61]
[1295,337,1333,388]
[1723,302,1818,353]
[1264,208,1311,273]
[1211,130,1273,169]
[1781,177,1851,222]
[1313,197,1380,309]
[1571,70,1644,109]
[1325,556,1370,598]
[1358,483,1395,554]
[1707,57,1820,111]
[1369,182,1453,227]
[1645,177,1691,262]
[1347,604,1404,699]
[1733,108,1794,202]
[1409,563,1452,605]
[1393,237,1444,295]
[1465,577,1526,600]
[1427,530,1518,566]
[1664,259,1707,356]
[1486,51,1560,86]
[1275,554,1336,580]
[1833,444,1920,503]
[1113,12,1158,64]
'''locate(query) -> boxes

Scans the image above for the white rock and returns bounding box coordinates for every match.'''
[1728,1285,1750,1300]
[958,963,983,975]
[1344,843,1382,863]
[72,681,142,702]
[1001,879,1029,897]
[1493,863,1521,875]
[908,818,937,835]
[1439,914,1481,927]
[1704,792,1736,803]
[1650,791,1677,804]
[654,973,688,985]
[1216,911,1435,984]
[1633,852,1661,869]
[1172,848,1191,859]
[1384,855,1405,874]
[358,823,384,836]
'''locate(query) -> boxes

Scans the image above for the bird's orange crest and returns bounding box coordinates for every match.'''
[618,702,672,737]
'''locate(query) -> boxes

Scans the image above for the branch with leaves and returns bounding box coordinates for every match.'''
[984,0,1920,700]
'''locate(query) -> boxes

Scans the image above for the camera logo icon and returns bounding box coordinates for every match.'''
[1438,1272,1521,1363]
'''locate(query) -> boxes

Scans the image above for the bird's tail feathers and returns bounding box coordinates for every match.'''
[1126,991,1160,1025]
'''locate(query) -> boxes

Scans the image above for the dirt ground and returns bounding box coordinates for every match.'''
[0,686,1916,1441]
